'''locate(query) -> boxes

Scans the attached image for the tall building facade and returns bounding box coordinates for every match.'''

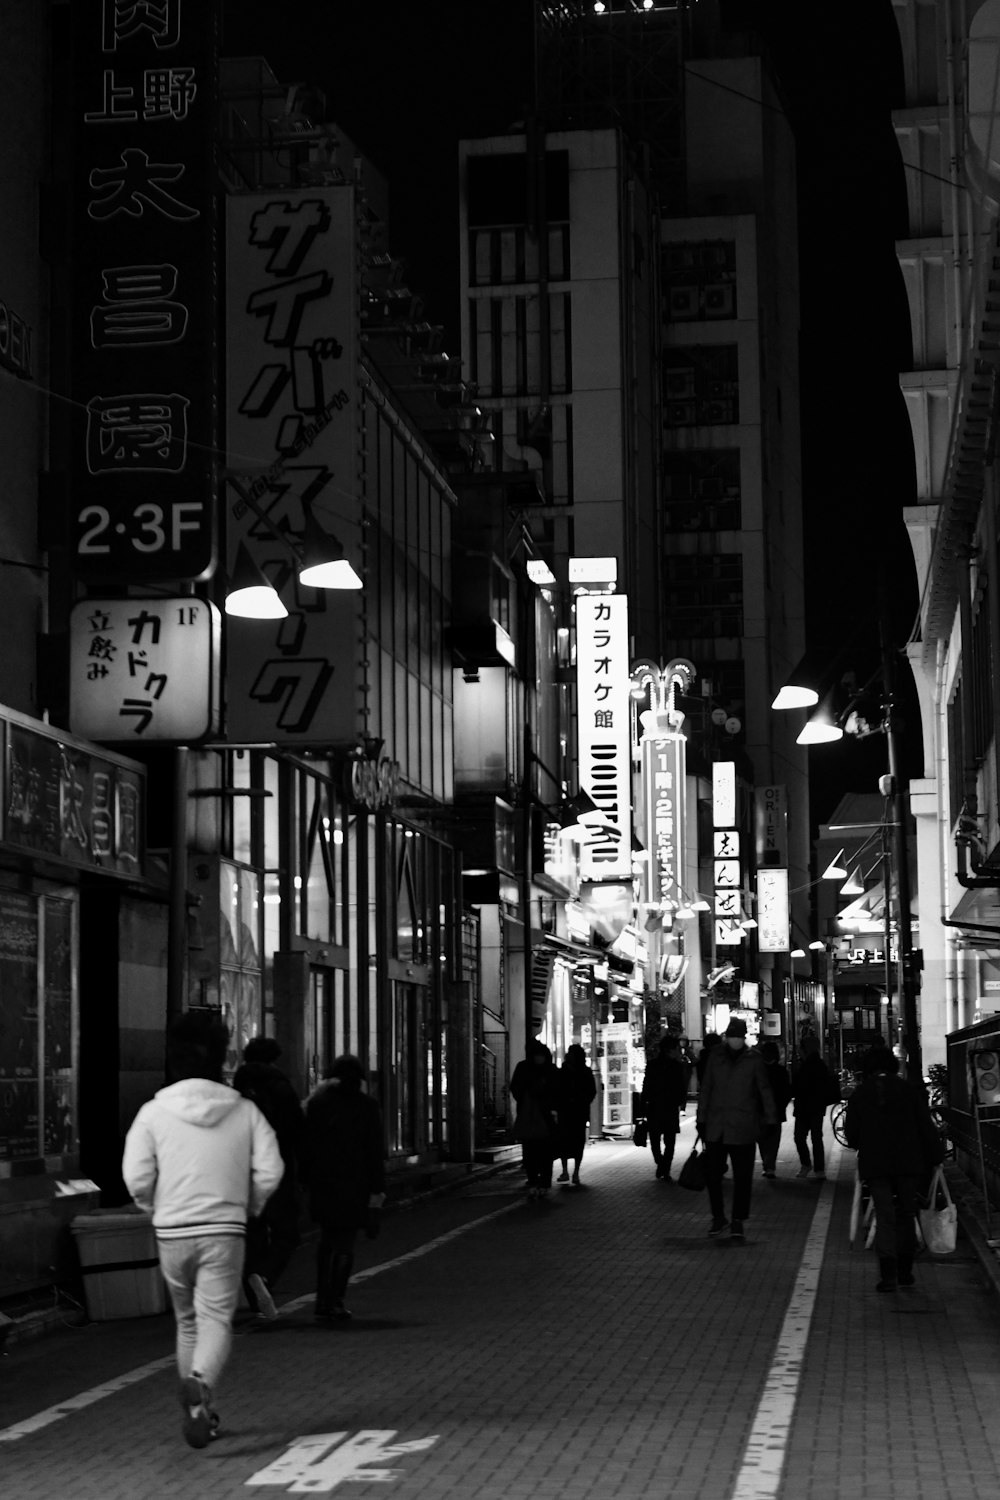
[893,0,1000,1069]
[455,1,811,1080]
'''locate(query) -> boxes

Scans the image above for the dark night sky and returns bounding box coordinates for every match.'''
[222,1,917,828]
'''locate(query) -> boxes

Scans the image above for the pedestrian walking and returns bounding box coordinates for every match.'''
[844,1045,944,1291]
[556,1043,597,1185]
[696,1018,776,1241]
[640,1034,689,1181]
[233,1036,305,1319]
[791,1035,838,1179]
[122,1011,284,1449]
[300,1053,386,1324]
[510,1039,560,1198]
[757,1040,792,1178]
[695,1032,721,1089]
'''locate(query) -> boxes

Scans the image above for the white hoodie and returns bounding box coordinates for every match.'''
[122,1079,284,1240]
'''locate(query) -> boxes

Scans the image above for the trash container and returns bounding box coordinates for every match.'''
[70,1210,166,1320]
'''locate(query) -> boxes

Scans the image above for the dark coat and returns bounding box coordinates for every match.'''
[697,1045,777,1146]
[557,1060,597,1126]
[300,1082,385,1231]
[844,1071,943,1180]
[641,1055,688,1121]
[792,1053,836,1117]
[510,1056,559,1142]
[233,1060,305,1169]
[763,1061,792,1122]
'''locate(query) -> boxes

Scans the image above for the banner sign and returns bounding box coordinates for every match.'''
[69,597,220,742]
[3,715,144,878]
[71,0,218,581]
[755,784,788,866]
[714,769,743,947]
[575,594,631,879]
[641,731,686,913]
[225,188,360,743]
[757,868,790,953]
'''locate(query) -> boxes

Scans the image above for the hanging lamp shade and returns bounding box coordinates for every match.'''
[796,687,845,745]
[822,849,848,880]
[224,543,288,619]
[840,865,865,896]
[771,649,825,710]
[296,508,363,590]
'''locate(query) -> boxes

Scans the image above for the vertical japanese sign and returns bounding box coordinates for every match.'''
[757,868,790,953]
[68,597,220,741]
[225,189,360,743]
[713,762,743,947]
[71,0,218,581]
[755,784,788,866]
[575,594,631,880]
[641,730,686,913]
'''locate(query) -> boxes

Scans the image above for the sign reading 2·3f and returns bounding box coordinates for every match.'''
[70,0,218,582]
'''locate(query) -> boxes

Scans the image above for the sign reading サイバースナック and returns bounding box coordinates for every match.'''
[70,0,218,582]
[224,188,360,744]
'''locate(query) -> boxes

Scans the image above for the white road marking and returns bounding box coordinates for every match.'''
[245,1429,439,1492]
[730,1141,843,1500]
[0,1199,520,1444]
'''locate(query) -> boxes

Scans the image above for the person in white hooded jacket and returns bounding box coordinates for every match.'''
[122,1011,283,1449]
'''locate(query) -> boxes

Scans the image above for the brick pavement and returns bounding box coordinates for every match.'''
[2,1119,1000,1499]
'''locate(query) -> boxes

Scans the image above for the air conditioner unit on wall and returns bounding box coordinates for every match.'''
[666,401,698,426]
[701,399,734,424]
[703,282,736,318]
[668,286,699,320]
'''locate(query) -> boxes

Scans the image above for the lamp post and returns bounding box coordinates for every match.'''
[771,613,921,1080]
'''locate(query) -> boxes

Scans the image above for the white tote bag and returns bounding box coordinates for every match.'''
[918,1165,957,1255]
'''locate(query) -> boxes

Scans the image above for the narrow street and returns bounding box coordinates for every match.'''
[3,1123,1000,1500]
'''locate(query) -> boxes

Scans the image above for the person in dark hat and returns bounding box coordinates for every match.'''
[696,1018,776,1241]
[640,1034,689,1181]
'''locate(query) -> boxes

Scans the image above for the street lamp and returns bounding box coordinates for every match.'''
[772,615,921,1080]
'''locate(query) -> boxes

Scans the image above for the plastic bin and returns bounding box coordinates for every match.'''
[71,1211,166,1320]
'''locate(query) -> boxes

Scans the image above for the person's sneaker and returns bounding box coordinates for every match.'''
[571,1172,581,1186]
[763,1170,776,1179]
[730,1219,746,1241]
[556,1171,570,1182]
[179,1375,213,1449]
[812,1172,827,1181]
[708,1217,729,1237]
[247,1272,278,1320]
[796,1165,811,1178]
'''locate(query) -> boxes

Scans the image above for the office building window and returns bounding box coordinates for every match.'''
[662,449,741,531]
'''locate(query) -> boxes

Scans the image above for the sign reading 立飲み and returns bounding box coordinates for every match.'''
[575,594,631,880]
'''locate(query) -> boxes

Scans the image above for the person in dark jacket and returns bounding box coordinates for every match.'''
[233,1037,305,1319]
[641,1035,689,1181]
[844,1046,944,1291]
[757,1040,792,1178]
[510,1040,560,1199]
[556,1043,597,1186]
[696,1018,776,1241]
[791,1035,837,1180]
[695,1033,721,1088]
[300,1054,385,1322]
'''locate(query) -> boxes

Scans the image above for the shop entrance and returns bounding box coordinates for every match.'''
[306,963,350,1095]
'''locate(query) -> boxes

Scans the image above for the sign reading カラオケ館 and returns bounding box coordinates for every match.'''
[575,593,631,880]
[70,0,218,582]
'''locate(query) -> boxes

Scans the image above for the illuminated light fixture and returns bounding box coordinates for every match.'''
[692,892,711,912]
[594,1,606,11]
[796,689,844,745]
[790,947,806,958]
[822,849,848,880]
[675,903,695,920]
[741,916,758,930]
[296,507,363,589]
[643,0,654,8]
[840,864,865,896]
[224,542,289,619]
[526,558,557,587]
[770,648,831,711]
[809,939,826,951]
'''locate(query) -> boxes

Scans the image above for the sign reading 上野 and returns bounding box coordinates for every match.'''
[575,593,631,880]
[70,0,218,582]
[68,597,221,742]
[225,188,360,744]
[756,867,789,953]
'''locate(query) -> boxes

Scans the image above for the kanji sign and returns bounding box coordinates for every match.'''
[71,0,217,580]
[575,593,631,879]
[757,867,790,953]
[68,597,220,742]
[225,189,360,743]
[246,1430,439,1493]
